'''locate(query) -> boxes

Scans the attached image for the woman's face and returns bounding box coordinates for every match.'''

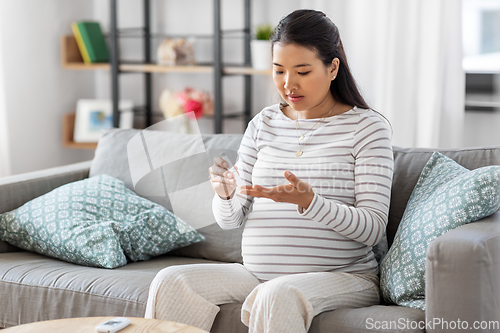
[272,43,338,113]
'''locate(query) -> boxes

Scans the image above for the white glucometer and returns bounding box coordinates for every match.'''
[95,317,131,333]
[219,152,245,188]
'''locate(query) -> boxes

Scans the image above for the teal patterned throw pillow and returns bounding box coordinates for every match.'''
[0,175,204,268]
[380,152,500,310]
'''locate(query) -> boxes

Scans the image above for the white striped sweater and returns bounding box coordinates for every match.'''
[212,104,394,281]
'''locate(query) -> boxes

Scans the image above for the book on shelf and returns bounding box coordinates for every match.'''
[71,21,109,64]
[71,22,90,64]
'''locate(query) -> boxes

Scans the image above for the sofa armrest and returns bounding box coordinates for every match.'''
[0,160,92,214]
[0,161,92,253]
[425,211,500,333]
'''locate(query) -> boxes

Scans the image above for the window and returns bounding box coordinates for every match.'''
[463,0,500,111]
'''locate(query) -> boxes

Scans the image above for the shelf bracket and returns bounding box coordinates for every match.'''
[144,0,153,127]
[110,0,120,128]
[213,0,223,134]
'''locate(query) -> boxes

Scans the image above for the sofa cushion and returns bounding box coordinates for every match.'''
[212,303,425,333]
[90,129,245,263]
[389,146,500,247]
[0,175,204,268]
[0,251,216,328]
[309,305,425,333]
[0,252,425,333]
[380,152,500,310]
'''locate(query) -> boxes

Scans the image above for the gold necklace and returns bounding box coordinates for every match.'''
[295,102,337,157]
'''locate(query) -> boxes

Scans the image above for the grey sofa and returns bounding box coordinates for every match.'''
[1,129,499,333]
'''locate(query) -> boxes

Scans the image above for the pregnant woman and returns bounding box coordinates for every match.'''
[146,9,393,333]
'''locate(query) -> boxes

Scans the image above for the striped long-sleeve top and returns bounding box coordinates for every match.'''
[212,104,394,281]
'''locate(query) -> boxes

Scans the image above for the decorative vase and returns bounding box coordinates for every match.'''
[251,40,272,71]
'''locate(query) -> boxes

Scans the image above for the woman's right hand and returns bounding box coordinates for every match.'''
[209,156,238,199]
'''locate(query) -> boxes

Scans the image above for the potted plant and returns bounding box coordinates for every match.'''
[251,24,274,71]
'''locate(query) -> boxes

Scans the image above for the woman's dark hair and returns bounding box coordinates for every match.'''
[271,9,370,110]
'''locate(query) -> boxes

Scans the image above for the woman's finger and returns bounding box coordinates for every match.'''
[213,156,229,169]
[210,174,235,185]
[240,185,272,198]
[284,170,311,193]
[284,170,299,185]
[210,164,228,177]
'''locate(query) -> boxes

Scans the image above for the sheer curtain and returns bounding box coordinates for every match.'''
[300,0,465,148]
[0,91,9,178]
[0,9,11,178]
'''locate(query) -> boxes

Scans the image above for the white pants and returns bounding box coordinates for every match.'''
[145,263,379,333]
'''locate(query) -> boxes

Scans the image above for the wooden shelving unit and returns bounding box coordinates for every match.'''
[61,35,272,76]
[120,63,213,73]
[62,113,98,150]
[61,0,271,149]
[60,36,110,71]
[224,66,272,76]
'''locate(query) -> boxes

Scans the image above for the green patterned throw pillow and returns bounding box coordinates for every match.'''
[0,175,204,268]
[380,152,500,310]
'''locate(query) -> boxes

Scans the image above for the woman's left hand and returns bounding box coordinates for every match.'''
[240,170,315,210]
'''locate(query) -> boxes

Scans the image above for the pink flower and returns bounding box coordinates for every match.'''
[167,87,213,119]
[185,100,204,119]
[175,91,190,107]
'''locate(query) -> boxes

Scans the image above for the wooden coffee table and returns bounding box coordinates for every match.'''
[2,317,208,333]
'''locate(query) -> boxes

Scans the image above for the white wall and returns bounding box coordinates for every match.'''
[0,4,10,178]
[0,0,95,176]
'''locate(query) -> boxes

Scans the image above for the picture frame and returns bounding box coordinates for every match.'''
[73,99,134,143]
